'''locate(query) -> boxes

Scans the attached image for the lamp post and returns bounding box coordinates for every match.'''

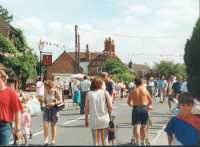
[38,40,44,78]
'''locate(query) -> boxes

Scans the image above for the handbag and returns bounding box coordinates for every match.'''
[55,102,65,111]
[104,91,114,129]
[54,91,65,111]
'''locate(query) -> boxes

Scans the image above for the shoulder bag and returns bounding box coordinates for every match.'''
[105,91,114,129]
[55,91,65,111]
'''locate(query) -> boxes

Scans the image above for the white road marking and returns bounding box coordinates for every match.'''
[32,116,84,137]
[33,130,43,136]
[62,116,84,125]
[150,124,166,145]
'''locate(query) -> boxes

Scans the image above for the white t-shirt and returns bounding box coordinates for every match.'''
[87,89,110,129]
[36,81,44,96]
[80,79,91,92]
[181,81,188,92]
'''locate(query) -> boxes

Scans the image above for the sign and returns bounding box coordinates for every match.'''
[42,54,52,65]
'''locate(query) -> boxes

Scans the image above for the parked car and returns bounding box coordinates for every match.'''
[24,83,36,92]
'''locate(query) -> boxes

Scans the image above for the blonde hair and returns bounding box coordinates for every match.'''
[0,70,8,82]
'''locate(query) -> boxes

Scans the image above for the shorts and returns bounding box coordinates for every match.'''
[132,105,149,125]
[64,90,69,95]
[43,106,59,124]
[108,131,115,141]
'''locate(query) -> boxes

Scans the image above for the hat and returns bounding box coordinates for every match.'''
[44,80,55,88]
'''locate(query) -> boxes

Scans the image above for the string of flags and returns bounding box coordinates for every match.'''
[39,40,66,48]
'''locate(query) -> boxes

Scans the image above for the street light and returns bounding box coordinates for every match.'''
[38,40,45,78]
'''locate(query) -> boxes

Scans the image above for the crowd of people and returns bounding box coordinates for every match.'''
[0,68,199,146]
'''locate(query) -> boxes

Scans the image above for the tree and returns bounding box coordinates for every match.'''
[184,18,200,101]
[154,60,186,79]
[0,5,39,89]
[0,5,13,23]
[103,58,135,82]
[0,33,17,53]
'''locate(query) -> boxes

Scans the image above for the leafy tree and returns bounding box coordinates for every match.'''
[184,18,200,101]
[103,58,135,82]
[13,28,28,52]
[0,33,17,53]
[154,60,186,79]
[0,5,13,23]
[0,5,39,89]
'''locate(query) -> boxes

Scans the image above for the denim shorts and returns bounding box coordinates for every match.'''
[132,105,149,125]
[0,121,11,145]
[43,106,59,124]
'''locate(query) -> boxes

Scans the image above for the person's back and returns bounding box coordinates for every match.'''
[87,89,110,129]
[106,80,114,96]
[80,79,91,92]
[172,81,182,94]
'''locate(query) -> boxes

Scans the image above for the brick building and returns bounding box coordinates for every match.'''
[0,16,20,91]
[46,37,121,80]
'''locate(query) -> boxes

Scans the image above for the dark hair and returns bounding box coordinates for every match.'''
[90,79,103,91]
[90,79,96,91]
[134,78,142,86]
[178,92,194,105]
[83,76,87,80]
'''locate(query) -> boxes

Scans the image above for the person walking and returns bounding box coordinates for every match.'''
[127,78,152,145]
[166,76,176,113]
[80,76,91,114]
[42,80,62,145]
[0,70,22,145]
[84,79,112,145]
[36,77,45,109]
[158,75,168,103]
[54,77,63,102]
[100,72,115,102]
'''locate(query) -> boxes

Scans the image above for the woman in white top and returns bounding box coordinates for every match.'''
[84,79,112,146]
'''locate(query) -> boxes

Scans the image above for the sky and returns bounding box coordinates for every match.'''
[0,0,199,66]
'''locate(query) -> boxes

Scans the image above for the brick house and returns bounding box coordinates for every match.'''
[46,37,122,80]
[46,51,80,80]
[88,37,120,75]
[0,16,20,91]
[0,16,19,48]
[128,60,150,78]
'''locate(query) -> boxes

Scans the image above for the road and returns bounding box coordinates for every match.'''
[21,97,172,146]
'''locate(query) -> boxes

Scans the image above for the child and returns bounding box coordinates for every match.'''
[21,96,32,145]
[108,116,116,145]
[164,92,200,145]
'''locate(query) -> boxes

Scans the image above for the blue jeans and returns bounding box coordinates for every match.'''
[0,121,11,145]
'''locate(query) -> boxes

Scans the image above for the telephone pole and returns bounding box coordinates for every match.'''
[77,34,80,73]
[75,25,78,73]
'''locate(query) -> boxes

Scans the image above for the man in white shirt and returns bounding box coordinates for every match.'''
[36,77,44,109]
[55,77,63,102]
[181,80,188,93]
[80,76,91,114]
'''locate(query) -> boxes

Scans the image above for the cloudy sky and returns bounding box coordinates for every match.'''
[0,0,199,66]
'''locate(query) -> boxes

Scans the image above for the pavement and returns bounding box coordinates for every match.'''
[17,96,172,146]
[13,91,199,146]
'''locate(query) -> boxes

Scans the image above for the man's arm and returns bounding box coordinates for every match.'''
[127,91,133,106]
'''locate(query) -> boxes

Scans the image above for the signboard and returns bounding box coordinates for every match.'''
[42,54,52,65]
